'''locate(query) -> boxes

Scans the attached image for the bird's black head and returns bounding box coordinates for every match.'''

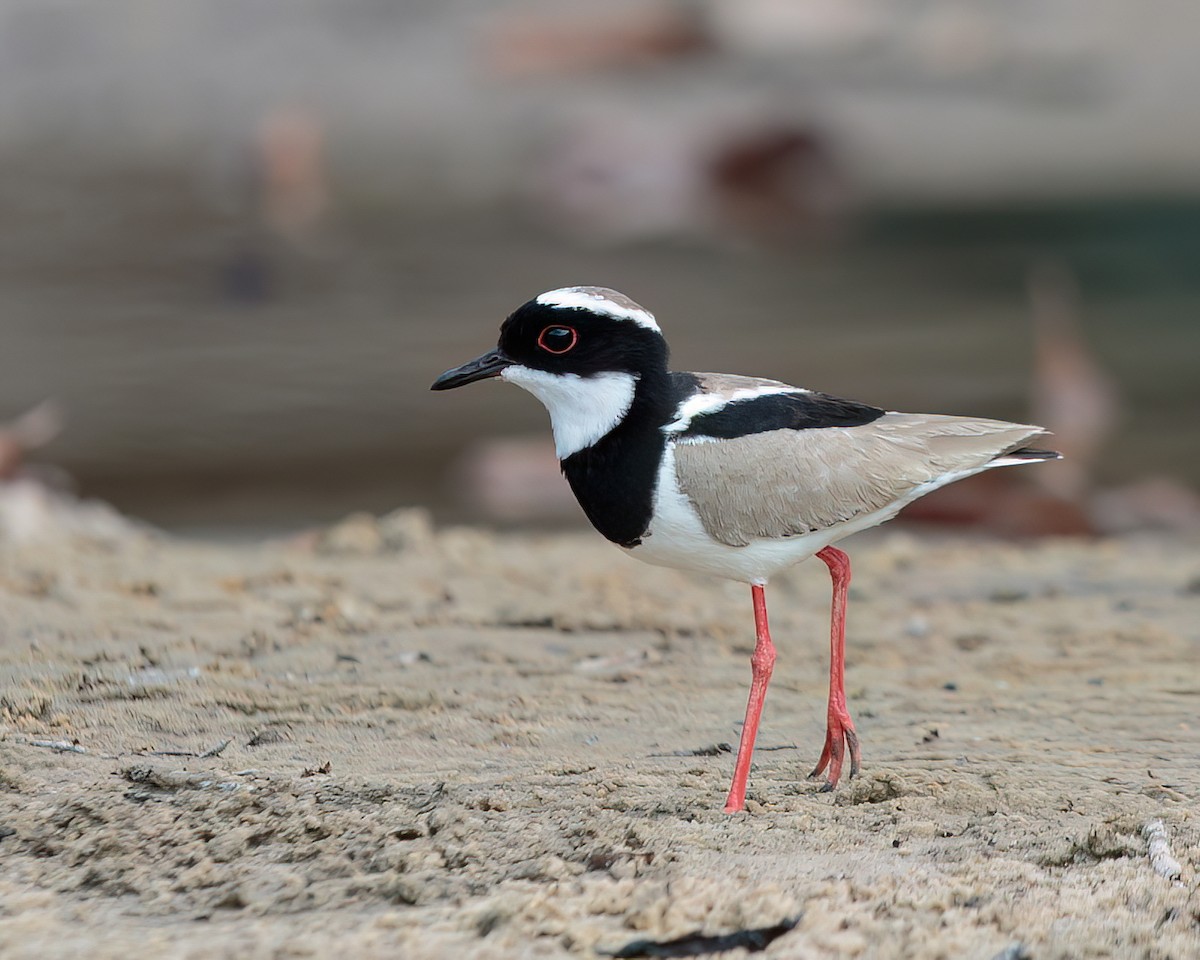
[430,286,668,390]
[496,287,669,379]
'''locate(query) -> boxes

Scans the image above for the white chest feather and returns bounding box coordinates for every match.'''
[501,365,637,459]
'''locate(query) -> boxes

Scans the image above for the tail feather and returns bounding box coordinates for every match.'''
[999,446,1061,462]
[989,445,1062,469]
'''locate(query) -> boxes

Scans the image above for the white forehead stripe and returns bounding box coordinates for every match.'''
[663,384,801,434]
[535,287,661,333]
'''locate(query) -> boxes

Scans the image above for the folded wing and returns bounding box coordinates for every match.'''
[673,412,1056,547]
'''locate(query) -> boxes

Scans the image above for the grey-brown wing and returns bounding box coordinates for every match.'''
[673,413,1051,546]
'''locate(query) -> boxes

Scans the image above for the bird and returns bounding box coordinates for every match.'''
[431,286,1059,812]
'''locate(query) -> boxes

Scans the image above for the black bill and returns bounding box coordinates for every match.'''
[430,349,513,390]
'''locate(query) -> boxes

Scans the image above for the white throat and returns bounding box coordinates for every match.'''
[501,365,638,459]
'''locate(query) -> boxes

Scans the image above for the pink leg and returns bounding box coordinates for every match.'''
[809,546,861,790]
[723,584,776,813]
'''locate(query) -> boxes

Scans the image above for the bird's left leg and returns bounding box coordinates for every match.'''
[723,583,776,813]
[809,545,861,790]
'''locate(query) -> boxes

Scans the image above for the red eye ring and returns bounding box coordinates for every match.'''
[537,325,578,354]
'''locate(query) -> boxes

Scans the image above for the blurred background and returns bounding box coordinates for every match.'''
[2,0,1198,538]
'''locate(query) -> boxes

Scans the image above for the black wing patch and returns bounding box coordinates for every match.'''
[679,391,884,440]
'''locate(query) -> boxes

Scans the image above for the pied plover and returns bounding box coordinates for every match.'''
[432,286,1059,812]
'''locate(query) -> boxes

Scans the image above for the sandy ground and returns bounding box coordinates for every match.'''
[1,510,1197,958]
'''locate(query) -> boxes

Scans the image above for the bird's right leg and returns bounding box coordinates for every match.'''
[723,583,776,813]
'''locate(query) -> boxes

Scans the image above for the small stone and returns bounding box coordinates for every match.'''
[988,588,1029,604]
[904,617,930,638]
[378,507,435,552]
[317,513,384,555]
[955,633,989,651]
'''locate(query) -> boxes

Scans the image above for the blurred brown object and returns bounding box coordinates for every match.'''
[533,114,853,246]
[707,125,851,243]
[256,107,329,242]
[215,106,329,303]
[0,400,63,481]
[1027,260,1120,501]
[486,3,711,78]
[899,471,1091,537]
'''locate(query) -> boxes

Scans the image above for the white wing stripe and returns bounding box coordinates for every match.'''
[664,385,803,434]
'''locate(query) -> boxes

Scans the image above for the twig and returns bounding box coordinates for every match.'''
[1142,819,1183,882]
[150,738,232,759]
[650,742,732,758]
[651,741,795,758]
[28,739,87,754]
[199,738,232,758]
[606,917,799,958]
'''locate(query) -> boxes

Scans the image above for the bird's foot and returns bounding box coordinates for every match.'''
[808,710,861,791]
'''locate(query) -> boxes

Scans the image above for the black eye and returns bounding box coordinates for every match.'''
[537,325,578,354]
